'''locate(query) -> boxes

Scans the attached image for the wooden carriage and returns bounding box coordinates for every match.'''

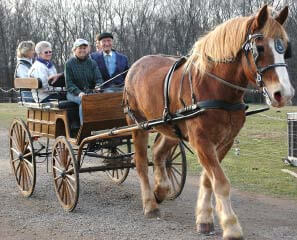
[9,77,187,211]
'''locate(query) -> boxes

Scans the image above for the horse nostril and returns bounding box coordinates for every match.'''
[274,91,282,103]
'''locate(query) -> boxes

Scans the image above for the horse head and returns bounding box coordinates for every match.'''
[242,5,294,107]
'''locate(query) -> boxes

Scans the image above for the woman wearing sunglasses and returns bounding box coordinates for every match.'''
[28,41,63,103]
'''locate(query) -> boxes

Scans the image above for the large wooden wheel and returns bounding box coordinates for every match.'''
[52,136,79,212]
[9,119,36,197]
[104,147,131,184]
[166,142,187,200]
[154,133,187,200]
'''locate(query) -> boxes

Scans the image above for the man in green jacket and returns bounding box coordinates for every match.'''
[65,38,103,125]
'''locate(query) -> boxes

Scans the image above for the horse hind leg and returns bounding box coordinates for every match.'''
[132,129,160,218]
[152,134,178,203]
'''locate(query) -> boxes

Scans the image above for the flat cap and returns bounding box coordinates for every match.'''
[98,32,113,41]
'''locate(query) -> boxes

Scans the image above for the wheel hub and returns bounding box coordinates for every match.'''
[61,171,66,179]
[18,153,24,161]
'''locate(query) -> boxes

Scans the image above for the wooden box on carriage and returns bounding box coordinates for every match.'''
[78,92,128,141]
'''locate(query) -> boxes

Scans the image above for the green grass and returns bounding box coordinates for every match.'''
[0,103,26,128]
[1,103,297,198]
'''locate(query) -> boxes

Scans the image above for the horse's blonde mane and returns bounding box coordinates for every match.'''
[187,9,289,77]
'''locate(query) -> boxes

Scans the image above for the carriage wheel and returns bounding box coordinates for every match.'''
[154,133,187,200]
[104,147,131,184]
[52,136,79,212]
[166,142,187,200]
[9,119,36,197]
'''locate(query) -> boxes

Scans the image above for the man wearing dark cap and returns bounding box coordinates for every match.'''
[91,32,129,91]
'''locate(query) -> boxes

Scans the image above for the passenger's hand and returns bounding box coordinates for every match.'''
[79,92,85,98]
[94,86,101,92]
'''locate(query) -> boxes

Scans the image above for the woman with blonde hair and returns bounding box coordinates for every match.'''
[15,41,35,102]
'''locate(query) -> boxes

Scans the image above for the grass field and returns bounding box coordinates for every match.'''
[1,103,297,198]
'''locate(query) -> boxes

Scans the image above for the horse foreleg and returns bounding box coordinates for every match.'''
[132,130,160,218]
[214,141,243,240]
[196,170,214,234]
[153,134,178,203]
[193,140,243,240]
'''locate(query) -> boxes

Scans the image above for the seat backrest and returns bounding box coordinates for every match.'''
[14,78,42,89]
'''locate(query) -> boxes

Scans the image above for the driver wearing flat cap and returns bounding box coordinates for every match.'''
[91,32,129,92]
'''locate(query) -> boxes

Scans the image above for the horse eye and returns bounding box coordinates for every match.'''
[257,46,264,53]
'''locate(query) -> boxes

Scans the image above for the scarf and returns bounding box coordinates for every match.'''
[36,57,53,69]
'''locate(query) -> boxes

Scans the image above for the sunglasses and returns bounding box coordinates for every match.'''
[44,51,52,54]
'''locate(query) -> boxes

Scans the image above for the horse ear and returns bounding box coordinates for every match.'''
[275,6,288,25]
[251,5,269,31]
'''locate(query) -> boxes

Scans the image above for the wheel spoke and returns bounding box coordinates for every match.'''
[10,147,19,155]
[171,162,182,166]
[65,155,72,170]
[116,169,119,179]
[54,175,62,181]
[53,166,63,173]
[57,179,63,193]
[170,145,178,159]
[21,164,25,190]
[13,125,21,149]
[53,156,63,168]
[171,169,181,188]
[23,161,33,178]
[12,158,20,163]
[171,166,182,177]
[168,170,176,192]
[18,124,24,152]
[171,151,182,161]
[20,129,26,152]
[65,167,74,174]
[23,150,32,158]
[64,183,71,205]
[57,142,63,165]
[65,177,76,193]
[15,161,21,176]
[23,158,33,168]
[22,165,28,191]
[66,174,76,182]
[10,136,20,152]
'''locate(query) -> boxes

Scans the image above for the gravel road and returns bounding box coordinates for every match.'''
[1,127,297,240]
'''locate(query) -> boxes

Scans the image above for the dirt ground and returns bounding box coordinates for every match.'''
[1,127,297,240]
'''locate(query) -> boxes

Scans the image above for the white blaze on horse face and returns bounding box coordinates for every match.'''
[268,39,295,102]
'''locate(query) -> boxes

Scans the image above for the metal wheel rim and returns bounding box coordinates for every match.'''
[9,119,36,197]
[166,142,187,200]
[52,136,79,212]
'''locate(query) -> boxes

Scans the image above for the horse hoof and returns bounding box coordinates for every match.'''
[145,208,161,218]
[154,192,164,204]
[197,223,215,234]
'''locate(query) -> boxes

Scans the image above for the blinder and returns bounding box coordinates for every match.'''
[242,33,289,90]
[285,41,292,59]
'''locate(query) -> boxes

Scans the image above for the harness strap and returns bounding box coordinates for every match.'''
[163,57,188,122]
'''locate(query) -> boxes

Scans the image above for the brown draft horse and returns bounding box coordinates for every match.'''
[124,5,294,240]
